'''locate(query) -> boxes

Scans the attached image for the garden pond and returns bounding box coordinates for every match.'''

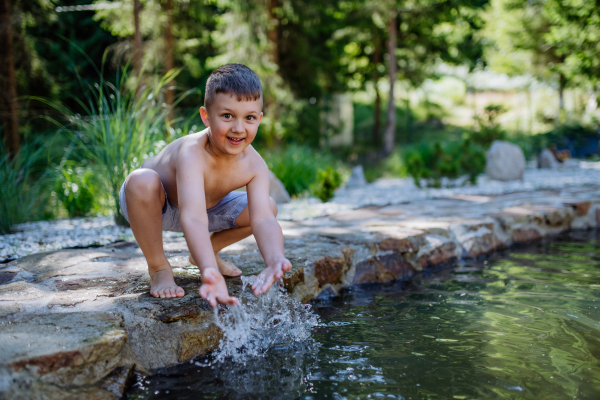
[125,230,600,399]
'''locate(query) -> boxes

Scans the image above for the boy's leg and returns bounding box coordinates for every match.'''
[189,197,278,276]
[125,169,184,298]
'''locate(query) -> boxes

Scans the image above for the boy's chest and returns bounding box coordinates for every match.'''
[202,165,253,207]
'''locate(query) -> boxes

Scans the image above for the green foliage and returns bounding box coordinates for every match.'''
[547,122,599,147]
[470,104,507,148]
[310,167,343,203]
[0,143,52,234]
[405,138,486,188]
[514,122,599,159]
[262,145,340,197]
[35,65,183,225]
[382,147,409,178]
[483,0,600,92]
[54,161,99,218]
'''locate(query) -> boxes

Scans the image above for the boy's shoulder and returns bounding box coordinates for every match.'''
[175,130,268,177]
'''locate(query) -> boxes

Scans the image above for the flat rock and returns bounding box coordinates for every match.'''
[1,185,599,399]
[0,312,128,400]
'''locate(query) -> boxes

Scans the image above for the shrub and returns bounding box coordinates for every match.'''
[382,147,408,177]
[0,143,52,234]
[509,122,599,159]
[405,138,485,188]
[262,144,339,197]
[54,161,99,217]
[310,167,342,202]
[471,104,507,148]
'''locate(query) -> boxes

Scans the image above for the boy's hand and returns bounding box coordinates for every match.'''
[199,267,238,307]
[252,258,293,296]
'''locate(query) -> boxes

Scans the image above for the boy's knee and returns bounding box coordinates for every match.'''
[126,169,162,199]
[269,196,278,217]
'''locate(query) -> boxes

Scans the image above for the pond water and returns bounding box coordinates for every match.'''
[125,230,600,400]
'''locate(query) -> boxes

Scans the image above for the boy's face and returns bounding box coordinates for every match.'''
[200,93,263,156]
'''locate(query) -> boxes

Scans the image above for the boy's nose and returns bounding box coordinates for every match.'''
[231,120,244,133]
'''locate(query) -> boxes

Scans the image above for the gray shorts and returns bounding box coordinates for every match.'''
[119,178,248,233]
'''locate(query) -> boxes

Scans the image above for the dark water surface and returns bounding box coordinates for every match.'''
[125,230,600,400]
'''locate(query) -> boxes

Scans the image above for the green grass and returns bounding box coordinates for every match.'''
[0,143,53,233]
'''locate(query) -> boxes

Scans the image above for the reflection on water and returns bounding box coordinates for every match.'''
[126,230,600,399]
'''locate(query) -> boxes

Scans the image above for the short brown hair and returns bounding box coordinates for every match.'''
[204,64,263,109]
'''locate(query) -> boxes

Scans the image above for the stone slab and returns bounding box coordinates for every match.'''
[1,185,599,399]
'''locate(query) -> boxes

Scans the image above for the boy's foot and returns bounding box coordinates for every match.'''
[189,254,242,277]
[149,268,185,299]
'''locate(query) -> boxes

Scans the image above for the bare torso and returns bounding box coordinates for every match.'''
[142,129,259,209]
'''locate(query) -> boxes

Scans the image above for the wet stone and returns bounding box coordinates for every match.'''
[314,247,354,286]
[0,270,17,284]
[353,253,414,285]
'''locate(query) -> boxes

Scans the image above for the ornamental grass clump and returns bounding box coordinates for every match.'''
[35,63,183,225]
[0,144,52,234]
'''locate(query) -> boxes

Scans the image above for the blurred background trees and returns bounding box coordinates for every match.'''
[0,0,599,229]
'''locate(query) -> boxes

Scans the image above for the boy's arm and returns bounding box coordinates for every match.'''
[246,162,292,296]
[176,145,237,307]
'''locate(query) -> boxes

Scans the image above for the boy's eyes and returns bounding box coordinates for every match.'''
[221,113,257,121]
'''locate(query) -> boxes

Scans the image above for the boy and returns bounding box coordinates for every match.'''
[119,63,292,307]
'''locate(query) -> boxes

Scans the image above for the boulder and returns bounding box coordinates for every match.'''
[269,172,291,204]
[237,171,291,204]
[538,148,559,169]
[344,165,367,188]
[485,140,526,181]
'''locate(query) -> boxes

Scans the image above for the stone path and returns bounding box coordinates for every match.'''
[3,163,600,262]
[1,179,599,399]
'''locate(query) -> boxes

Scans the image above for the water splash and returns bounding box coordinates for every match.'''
[211,275,320,364]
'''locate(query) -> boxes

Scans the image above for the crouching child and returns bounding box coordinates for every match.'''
[119,63,292,306]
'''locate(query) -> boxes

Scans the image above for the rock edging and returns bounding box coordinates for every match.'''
[1,188,599,399]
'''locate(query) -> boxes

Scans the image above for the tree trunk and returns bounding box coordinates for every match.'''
[164,0,175,124]
[373,37,381,145]
[133,0,142,78]
[383,15,397,156]
[0,0,19,157]
[558,73,566,122]
[268,0,279,67]
[374,83,381,145]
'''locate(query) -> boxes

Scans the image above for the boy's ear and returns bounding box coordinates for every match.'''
[199,106,210,127]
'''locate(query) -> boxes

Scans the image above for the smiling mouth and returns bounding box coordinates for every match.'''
[227,136,244,144]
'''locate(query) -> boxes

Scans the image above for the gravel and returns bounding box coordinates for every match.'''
[2,161,599,262]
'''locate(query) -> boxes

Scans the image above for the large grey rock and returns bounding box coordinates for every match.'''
[269,171,291,204]
[344,165,367,188]
[538,148,559,169]
[485,140,526,181]
[235,171,291,204]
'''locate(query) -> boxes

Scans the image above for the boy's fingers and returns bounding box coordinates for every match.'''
[228,296,238,306]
